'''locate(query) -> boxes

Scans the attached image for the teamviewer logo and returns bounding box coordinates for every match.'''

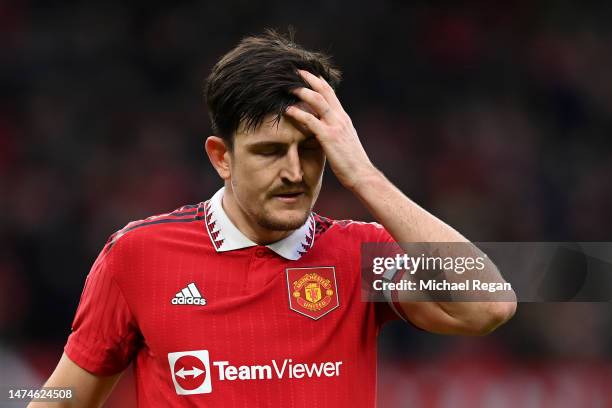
[168,350,212,395]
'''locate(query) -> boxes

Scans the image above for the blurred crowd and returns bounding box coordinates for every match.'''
[1,0,612,398]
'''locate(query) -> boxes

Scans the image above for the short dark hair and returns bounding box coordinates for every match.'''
[205,29,342,149]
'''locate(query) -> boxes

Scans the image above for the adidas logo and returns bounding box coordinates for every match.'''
[172,282,207,306]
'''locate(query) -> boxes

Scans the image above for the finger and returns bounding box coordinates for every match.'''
[284,105,325,136]
[291,87,332,120]
[297,70,344,112]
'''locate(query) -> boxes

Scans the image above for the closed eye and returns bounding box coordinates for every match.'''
[299,138,321,150]
[249,143,287,156]
[258,148,282,156]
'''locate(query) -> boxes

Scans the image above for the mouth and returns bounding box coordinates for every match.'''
[272,191,305,203]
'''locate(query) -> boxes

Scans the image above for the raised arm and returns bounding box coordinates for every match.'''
[284,69,517,335]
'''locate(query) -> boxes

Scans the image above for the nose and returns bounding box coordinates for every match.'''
[280,145,304,183]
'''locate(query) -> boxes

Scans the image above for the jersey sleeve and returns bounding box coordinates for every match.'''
[64,240,142,376]
[350,222,409,326]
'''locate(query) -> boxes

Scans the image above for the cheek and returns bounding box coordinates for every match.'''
[302,154,325,181]
[231,154,262,181]
[231,159,276,195]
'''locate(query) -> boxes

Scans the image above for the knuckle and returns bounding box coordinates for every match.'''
[332,123,344,133]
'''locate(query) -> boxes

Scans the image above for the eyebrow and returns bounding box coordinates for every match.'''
[246,136,317,149]
[246,141,285,150]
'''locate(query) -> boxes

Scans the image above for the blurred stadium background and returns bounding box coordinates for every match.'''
[1,1,612,406]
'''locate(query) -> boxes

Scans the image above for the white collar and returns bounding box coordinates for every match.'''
[204,188,315,260]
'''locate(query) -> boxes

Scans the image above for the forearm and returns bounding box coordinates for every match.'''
[27,353,121,408]
[351,168,516,334]
[350,166,474,244]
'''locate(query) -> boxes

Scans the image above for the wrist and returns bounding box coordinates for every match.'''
[345,165,384,193]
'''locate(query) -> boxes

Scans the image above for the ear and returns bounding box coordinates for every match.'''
[205,136,231,180]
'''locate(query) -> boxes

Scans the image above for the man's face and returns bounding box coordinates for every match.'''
[227,106,325,231]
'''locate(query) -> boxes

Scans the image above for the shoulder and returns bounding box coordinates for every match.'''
[313,213,390,242]
[104,202,207,253]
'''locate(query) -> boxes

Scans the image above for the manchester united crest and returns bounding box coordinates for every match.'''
[286,267,339,320]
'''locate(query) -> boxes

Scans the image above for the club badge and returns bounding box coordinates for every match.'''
[286,267,339,320]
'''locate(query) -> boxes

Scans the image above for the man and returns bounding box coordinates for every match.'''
[30,30,516,407]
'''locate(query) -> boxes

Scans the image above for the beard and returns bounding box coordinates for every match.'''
[253,204,311,231]
[229,176,319,233]
[252,181,313,231]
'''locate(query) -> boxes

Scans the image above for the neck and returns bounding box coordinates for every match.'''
[221,186,293,245]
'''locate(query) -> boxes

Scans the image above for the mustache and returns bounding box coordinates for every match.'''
[269,183,309,196]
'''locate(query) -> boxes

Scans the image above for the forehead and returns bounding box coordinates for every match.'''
[234,103,316,146]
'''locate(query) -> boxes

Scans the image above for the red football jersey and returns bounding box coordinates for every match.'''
[65,188,402,407]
